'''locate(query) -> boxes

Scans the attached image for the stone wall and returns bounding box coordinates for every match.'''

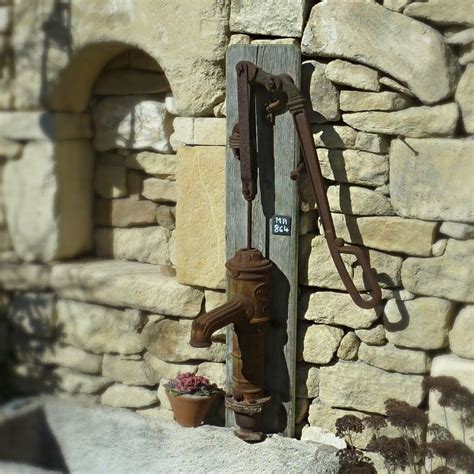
[0,0,473,464]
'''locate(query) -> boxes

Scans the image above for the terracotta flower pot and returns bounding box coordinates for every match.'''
[166,391,216,428]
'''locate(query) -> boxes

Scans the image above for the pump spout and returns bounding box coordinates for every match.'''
[189,298,249,348]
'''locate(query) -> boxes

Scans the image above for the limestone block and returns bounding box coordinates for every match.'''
[13,0,228,116]
[340,91,412,112]
[390,138,474,222]
[440,222,474,240]
[383,0,411,12]
[460,43,474,65]
[196,362,226,389]
[402,239,474,303]
[101,384,158,408]
[299,291,381,329]
[95,198,158,227]
[106,49,163,72]
[302,61,340,123]
[359,342,430,374]
[251,38,299,46]
[7,292,56,338]
[445,28,474,45]
[355,324,386,346]
[0,6,10,33]
[176,146,226,289]
[327,185,394,216]
[93,70,170,95]
[94,164,128,199]
[143,318,226,363]
[317,148,388,187]
[142,178,177,203]
[155,205,175,230]
[4,140,94,262]
[165,93,178,115]
[337,333,360,361]
[405,0,474,26]
[308,401,400,449]
[57,299,145,355]
[230,0,308,37]
[143,354,198,382]
[431,239,447,257]
[92,96,172,152]
[213,100,226,118]
[313,125,357,149]
[229,34,251,45]
[0,230,12,251]
[455,64,474,133]
[170,117,194,150]
[102,354,156,386]
[125,152,176,177]
[0,138,21,160]
[296,363,320,399]
[325,60,380,92]
[379,76,415,97]
[301,425,346,450]
[302,1,459,104]
[193,118,226,146]
[0,112,92,141]
[319,361,424,414]
[299,234,402,290]
[204,289,227,312]
[332,214,436,256]
[343,103,459,138]
[298,323,344,364]
[55,391,100,405]
[449,305,474,359]
[429,354,474,448]
[0,263,51,290]
[355,132,389,154]
[95,227,171,265]
[55,367,112,394]
[384,297,454,349]
[48,344,103,374]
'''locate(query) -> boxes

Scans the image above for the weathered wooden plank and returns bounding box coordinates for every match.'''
[225,45,300,437]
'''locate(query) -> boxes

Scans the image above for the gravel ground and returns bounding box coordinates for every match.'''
[0,397,339,474]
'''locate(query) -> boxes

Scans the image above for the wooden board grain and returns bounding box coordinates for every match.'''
[225,45,300,437]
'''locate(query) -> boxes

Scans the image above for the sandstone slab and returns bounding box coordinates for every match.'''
[193,118,226,146]
[142,178,177,203]
[296,364,320,399]
[340,91,412,112]
[317,149,388,187]
[298,324,344,364]
[337,332,360,361]
[302,61,340,123]
[313,125,357,149]
[95,198,158,227]
[384,297,454,349]
[55,367,112,394]
[94,164,128,199]
[101,384,158,408]
[343,103,459,138]
[230,0,308,37]
[390,138,474,222]
[299,290,381,329]
[4,140,93,262]
[0,112,92,141]
[93,70,170,95]
[455,64,474,133]
[176,147,226,289]
[125,152,176,177]
[92,96,172,152]
[144,318,225,363]
[327,185,393,216]
[449,305,474,359]
[7,292,56,338]
[319,361,424,413]
[379,76,416,97]
[302,0,459,104]
[429,354,474,448]
[332,214,436,256]
[57,299,145,355]
[402,239,474,302]
[359,342,430,374]
[405,0,474,26]
[324,60,380,92]
[95,227,171,266]
[52,260,203,317]
[102,354,157,386]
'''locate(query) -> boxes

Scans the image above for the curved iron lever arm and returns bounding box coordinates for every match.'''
[235,61,382,309]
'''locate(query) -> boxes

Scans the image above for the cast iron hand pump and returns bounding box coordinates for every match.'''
[190,61,382,442]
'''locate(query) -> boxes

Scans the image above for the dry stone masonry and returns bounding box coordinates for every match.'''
[0,0,473,466]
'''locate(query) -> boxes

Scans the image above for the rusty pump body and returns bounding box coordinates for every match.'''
[190,61,382,442]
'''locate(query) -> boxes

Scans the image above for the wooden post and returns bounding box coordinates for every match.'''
[225,45,301,437]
